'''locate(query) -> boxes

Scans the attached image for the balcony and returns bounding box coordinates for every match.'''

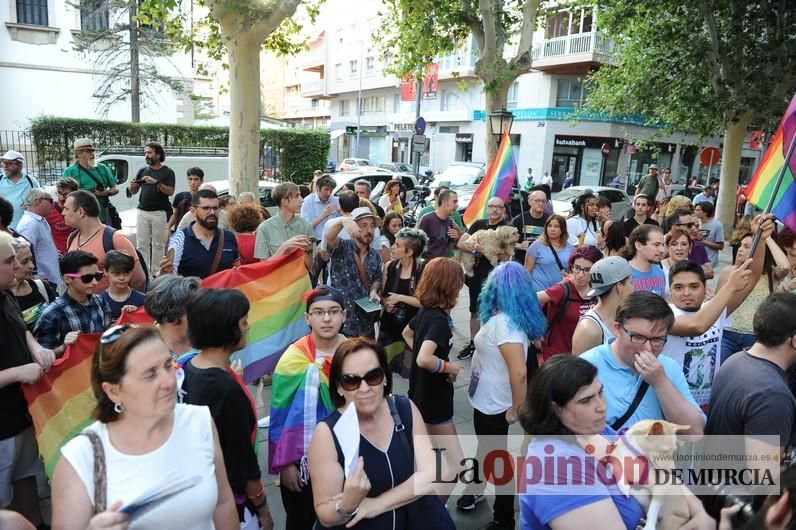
[300,46,326,73]
[300,79,329,98]
[532,31,614,74]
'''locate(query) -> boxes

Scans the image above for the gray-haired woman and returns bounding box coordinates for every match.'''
[144,274,200,358]
[379,227,427,377]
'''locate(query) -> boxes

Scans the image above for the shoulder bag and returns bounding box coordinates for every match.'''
[81,430,107,513]
[610,381,650,432]
[78,165,122,229]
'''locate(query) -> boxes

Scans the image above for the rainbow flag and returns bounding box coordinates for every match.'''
[463,129,518,226]
[744,93,796,231]
[202,248,311,383]
[22,333,100,478]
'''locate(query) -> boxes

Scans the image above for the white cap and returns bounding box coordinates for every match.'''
[1,150,24,162]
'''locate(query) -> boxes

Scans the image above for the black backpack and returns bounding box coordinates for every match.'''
[67,226,150,291]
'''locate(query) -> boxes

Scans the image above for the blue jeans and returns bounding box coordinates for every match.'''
[720,329,755,365]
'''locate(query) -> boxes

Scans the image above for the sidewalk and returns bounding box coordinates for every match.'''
[253,285,514,529]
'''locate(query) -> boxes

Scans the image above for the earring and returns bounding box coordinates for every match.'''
[114,402,123,414]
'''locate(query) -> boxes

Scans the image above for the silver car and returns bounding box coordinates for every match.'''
[551,185,631,220]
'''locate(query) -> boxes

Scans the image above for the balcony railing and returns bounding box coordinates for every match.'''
[300,79,326,97]
[532,31,614,61]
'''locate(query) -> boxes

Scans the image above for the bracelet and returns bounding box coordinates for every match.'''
[252,498,267,509]
[335,500,358,519]
[433,358,442,373]
[247,481,265,499]
[441,360,447,373]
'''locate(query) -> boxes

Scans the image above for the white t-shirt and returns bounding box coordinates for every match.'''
[661,305,728,410]
[468,312,529,415]
[566,216,599,247]
[61,404,218,529]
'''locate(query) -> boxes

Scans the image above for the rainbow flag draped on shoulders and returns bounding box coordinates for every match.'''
[268,333,335,474]
[462,129,518,227]
[744,93,796,231]
[22,333,100,478]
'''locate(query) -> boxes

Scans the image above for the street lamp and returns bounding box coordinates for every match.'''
[487,108,515,144]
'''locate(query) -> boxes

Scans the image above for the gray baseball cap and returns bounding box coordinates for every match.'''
[585,256,632,298]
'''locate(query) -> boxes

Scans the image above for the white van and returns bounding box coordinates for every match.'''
[98,146,231,212]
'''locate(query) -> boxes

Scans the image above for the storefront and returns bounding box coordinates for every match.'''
[552,135,623,188]
[455,133,473,162]
[625,142,677,188]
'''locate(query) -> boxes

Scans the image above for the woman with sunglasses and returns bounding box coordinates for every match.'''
[9,238,56,331]
[308,337,447,529]
[181,289,274,529]
[33,250,113,358]
[535,245,602,366]
[52,325,239,529]
[378,180,404,215]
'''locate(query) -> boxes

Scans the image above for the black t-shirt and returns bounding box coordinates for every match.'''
[511,211,548,263]
[13,279,55,331]
[623,217,659,238]
[136,165,176,212]
[467,218,510,280]
[181,361,260,493]
[408,307,454,423]
[0,291,35,439]
[100,289,146,321]
[172,191,191,208]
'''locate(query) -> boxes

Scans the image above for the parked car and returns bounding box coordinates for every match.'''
[551,185,631,220]
[338,158,375,171]
[433,162,486,189]
[378,161,414,174]
[119,179,278,244]
[331,170,417,197]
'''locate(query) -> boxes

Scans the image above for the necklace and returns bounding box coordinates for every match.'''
[77,227,102,248]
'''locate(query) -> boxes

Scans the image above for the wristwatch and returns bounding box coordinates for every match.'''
[335,500,358,519]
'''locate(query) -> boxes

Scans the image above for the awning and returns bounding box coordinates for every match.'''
[329,130,346,140]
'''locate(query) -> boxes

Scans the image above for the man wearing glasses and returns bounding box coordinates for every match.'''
[61,138,118,226]
[511,189,549,263]
[0,150,39,230]
[580,291,705,434]
[163,189,239,279]
[16,188,61,285]
[33,250,113,356]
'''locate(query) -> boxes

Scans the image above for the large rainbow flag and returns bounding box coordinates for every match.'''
[22,333,100,478]
[462,129,518,226]
[744,93,796,231]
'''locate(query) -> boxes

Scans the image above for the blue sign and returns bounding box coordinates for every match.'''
[471,107,655,127]
[414,117,426,135]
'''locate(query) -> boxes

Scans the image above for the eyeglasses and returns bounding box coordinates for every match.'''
[340,367,385,391]
[487,204,505,209]
[675,222,697,229]
[307,308,344,318]
[38,197,53,203]
[620,325,667,349]
[571,264,591,274]
[65,272,104,284]
[100,324,136,345]
[197,206,220,213]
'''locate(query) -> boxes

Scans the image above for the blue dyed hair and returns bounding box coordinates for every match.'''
[478,261,546,339]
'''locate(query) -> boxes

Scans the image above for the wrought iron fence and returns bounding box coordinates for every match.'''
[0,130,67,186]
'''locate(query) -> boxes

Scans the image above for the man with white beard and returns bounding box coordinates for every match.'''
[61,138,118,226]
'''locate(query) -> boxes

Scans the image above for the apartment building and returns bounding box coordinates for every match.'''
[1,0,194,130]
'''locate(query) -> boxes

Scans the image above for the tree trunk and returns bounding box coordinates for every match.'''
[226,32,263,196]
[483,80,512,163]
[716,112,753,235]
[129,0,140,123]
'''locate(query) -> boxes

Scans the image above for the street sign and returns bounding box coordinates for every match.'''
[411,134,426,153]
[414,117,426,135]
[700,147,721,166]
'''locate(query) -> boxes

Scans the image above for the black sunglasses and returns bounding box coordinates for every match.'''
[65,271,104,284]
[340,367,385,391]
[98,324,136,367]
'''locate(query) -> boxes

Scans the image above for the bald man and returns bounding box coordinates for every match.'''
[456,197,512,359]
[511,189,549,263]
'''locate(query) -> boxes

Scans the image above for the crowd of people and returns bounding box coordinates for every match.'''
[2,142,796,530]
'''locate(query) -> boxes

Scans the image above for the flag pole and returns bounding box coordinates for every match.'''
[749,131,796,256]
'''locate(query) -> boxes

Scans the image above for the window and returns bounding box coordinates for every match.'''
[311,99,319,110]
[507,81,519,109]
[334,63,343,80]
[349,60,358,77]
[339,100,350,116]
[392,94,400,113]
[556,78,589,107]
[362,96,385,114]
[439,126,459,134]
[16,0,48,26]
[80,0,109,32]
[365,56,375,74]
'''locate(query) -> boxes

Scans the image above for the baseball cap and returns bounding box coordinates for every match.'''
[351,206,375,222]
[649,164,658,170]
[585,256,632,298]
[73,138,95,151]
[1,150,24,162]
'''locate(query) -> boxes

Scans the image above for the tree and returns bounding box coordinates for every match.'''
[138,0,317,195]
[377,0,541,162]
[585,0,796,231]
[73,0,185,122]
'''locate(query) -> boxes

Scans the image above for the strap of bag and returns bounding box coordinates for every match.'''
[550,245,567,276]
[208,229,224,276]
[78,164,106,190]
[353,250,371,291]
[544,281,571,341]
[387,395,413,464]
[610,381,650,431]
[80,431,107,513]
[32,279,50,303]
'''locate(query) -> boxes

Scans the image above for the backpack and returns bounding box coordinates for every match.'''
[67,226,150,291]
[543,280,571,345]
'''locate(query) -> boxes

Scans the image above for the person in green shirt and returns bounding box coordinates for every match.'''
[61,138,118,225]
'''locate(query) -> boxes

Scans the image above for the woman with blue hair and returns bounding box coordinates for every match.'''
[456,261,546,527]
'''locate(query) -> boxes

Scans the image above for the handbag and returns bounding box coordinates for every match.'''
[81,430,107,513]
[386,395,455,530]
[78,165,122,229]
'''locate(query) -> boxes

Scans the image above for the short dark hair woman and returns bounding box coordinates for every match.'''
[144,274,200,357]
[308,337,451,528]
[181,289,273,528]
[53,326,238,529]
